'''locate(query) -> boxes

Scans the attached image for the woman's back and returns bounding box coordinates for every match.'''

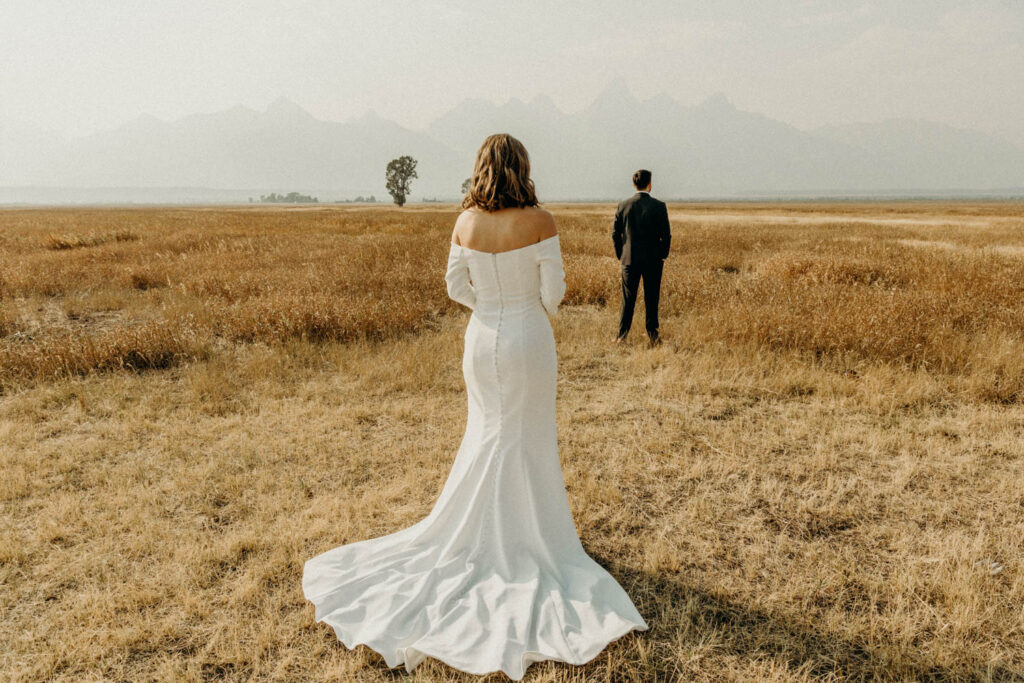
[451,236,562,317]
[452,206,557,254]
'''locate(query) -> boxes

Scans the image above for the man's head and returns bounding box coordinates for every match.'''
[632,169,652,192]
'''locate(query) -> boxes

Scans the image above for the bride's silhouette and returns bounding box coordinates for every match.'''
[303,134,647,680]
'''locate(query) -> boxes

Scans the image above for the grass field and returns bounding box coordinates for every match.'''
[1,203,1023,681]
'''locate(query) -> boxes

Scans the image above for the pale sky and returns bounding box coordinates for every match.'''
[2,0,1023,145]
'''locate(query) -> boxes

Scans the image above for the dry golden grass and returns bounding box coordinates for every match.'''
[1,203,1023,682]
[3,203,1024,398]
[42,229,139,251]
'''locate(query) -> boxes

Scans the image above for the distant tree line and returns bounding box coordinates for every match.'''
[255,192,319,203]
[251,159,476,207]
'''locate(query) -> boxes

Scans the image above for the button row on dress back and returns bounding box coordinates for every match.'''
[469,252,503,564]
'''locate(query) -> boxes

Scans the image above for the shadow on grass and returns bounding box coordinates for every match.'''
[598,559,1021,683]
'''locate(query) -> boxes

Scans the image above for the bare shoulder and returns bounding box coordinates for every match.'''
[451,207,480,244]
[528,206,557,239]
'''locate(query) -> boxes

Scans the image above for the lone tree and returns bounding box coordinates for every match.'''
[461,177,472,194]
[385,156,418,207]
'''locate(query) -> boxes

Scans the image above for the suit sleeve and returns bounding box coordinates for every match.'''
[659,202,671,260]
[612,206,624,260]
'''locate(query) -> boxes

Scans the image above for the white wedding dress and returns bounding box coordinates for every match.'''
[302,235,647,680]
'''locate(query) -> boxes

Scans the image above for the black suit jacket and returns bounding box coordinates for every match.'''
[612,192,671,266]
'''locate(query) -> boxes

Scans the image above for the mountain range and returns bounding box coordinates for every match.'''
[2,81,1023,203]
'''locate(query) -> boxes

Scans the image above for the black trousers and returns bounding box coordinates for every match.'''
[618,259,663,340]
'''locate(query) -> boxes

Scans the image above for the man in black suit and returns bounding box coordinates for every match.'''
[612,169,671,345]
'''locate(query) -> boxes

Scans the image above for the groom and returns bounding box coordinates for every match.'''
[612,169,671,345]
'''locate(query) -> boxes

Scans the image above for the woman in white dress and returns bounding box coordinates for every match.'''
[303,133,647,680]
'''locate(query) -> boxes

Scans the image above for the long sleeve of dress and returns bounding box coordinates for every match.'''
[445,244,476,310]
[537,236,566,316]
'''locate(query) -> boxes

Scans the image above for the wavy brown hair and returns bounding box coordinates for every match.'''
[461,134,539,212]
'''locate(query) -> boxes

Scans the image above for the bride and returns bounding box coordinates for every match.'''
[303,133,647,680]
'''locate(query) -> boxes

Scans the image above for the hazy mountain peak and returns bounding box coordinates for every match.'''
[499,97,532,117]
[438,97,500,123]
[529,94,558,111]
[264,96,314,121]
[695,92,735,111]
[591,78,637,105]
[462,97,499,110]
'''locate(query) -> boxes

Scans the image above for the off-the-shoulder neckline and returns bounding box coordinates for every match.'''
[452,234,559,256]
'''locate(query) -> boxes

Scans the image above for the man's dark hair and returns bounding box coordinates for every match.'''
[632,169,652,189]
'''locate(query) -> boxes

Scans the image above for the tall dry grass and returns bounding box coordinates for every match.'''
[5,203,1021,399]
[1,208,461,384]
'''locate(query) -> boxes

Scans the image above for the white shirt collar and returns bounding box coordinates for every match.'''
[637,190,650,194]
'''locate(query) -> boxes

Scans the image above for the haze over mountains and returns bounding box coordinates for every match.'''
[2,80,1023,203]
